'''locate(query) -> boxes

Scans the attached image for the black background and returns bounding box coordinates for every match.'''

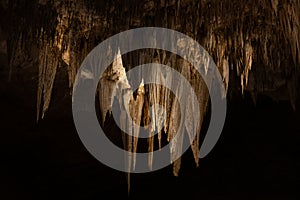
[1,77,300,199]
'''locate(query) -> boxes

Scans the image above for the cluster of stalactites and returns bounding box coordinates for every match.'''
[5,0,299,168]
[201,0,300,107]
[35,0,102,121]
[97,48,211,191]
[28,0,299,121]
[4,0,299,193]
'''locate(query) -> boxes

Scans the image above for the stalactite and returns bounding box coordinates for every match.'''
[168,60,187,176]
[99,49,126,125]
[182,60,201,167]
[130,80,145,170]
[36,41,47,122]
[36,41,59,120]
[115,67,133,193]
[241,43,254,93]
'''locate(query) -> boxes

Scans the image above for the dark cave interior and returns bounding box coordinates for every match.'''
[1,0,300,199]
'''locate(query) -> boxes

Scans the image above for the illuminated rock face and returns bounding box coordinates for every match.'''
[1,0,300,191]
